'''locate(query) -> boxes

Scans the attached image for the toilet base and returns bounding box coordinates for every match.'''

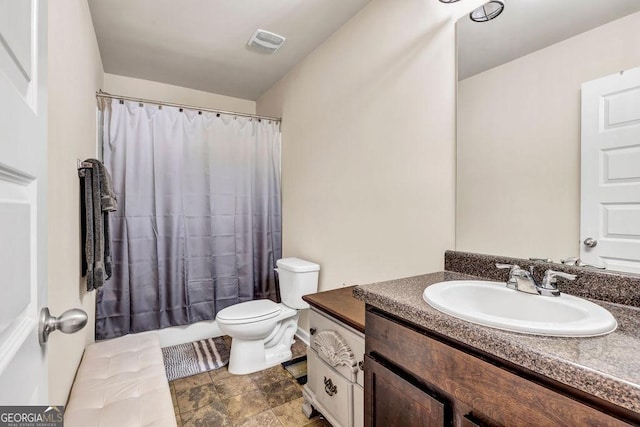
[227,340,294,375]
[226,313,300,375]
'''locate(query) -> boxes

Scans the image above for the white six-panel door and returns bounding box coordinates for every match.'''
[0,0,48,404]
[581,67,640,273]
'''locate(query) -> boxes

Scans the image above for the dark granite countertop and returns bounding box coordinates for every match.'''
[353,271,640,414]
[303,286,365,333]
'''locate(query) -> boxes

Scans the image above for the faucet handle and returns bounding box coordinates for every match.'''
[529,257,553,263]
[561,257,579,266]
[542,270,576,288]
[561,257,606,270]
[496,264,528,276]
[496,264,524,290]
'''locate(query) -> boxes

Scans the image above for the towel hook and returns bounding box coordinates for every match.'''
[77,159,93,169]
[77,159,93,177]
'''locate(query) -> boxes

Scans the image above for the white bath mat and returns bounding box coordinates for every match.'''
[161,337,229,381]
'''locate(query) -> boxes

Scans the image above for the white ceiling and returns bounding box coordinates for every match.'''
[88,0,371,100]
[457,0,640,80]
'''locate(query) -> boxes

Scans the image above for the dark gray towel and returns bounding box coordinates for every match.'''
[82,169,95,290]
[96,161,118,212]
[81,159,117,291]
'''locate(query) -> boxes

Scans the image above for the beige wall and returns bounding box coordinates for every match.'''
[47,0,104,405]
[456,11,640,262]
[258,0,462,330]
[103,74,255,114]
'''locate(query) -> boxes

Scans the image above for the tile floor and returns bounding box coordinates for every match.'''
[170,338,331,427]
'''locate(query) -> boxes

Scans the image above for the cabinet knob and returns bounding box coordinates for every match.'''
[310,328,316,336]
[358,360,364,371]
[324,376,337,396]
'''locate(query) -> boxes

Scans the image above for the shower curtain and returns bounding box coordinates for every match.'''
[96,99,282,339]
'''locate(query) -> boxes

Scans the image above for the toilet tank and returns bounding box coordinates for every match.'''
[276,258,320,309]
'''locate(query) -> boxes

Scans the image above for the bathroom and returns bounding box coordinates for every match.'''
[0,0,639,426]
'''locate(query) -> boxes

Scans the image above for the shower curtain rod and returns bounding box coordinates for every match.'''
[96,90,282,123]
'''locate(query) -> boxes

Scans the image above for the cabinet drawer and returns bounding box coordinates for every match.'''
[310,308,365,387]
[308,349,353,427]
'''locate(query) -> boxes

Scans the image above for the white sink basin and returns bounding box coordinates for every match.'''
[423,280,617,337]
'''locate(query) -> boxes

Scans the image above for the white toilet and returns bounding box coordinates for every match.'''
[216,257,320,375]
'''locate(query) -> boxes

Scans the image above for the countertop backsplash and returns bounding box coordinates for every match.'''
[445,250,640,308]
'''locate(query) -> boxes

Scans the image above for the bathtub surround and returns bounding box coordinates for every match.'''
[96,98,282,339]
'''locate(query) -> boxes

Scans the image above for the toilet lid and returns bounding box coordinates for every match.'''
[216,299,282,323]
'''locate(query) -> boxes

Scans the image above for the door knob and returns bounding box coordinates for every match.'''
[39,307,88,345]
[583,238,598,248]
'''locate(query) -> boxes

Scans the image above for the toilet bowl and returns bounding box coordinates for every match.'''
[216,257,320,375]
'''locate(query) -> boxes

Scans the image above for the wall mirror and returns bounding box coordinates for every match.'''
[455,0,640,273]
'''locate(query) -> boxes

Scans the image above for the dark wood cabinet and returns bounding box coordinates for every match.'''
[460,414,483,427]
[364,308,636,427]
[364,355,447,426]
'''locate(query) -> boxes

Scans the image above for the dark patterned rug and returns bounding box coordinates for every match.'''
[161,337,230,381]
[282,355,307,385]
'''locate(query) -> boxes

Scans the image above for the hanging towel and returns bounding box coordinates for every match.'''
[81,158,117,291]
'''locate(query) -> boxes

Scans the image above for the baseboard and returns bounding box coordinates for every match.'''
[295,327,310,346]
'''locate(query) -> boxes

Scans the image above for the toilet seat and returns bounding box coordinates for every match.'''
[217,299,282,325]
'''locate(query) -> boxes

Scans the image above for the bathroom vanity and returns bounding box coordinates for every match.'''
[302,286,366,427]
[354,252,640,426]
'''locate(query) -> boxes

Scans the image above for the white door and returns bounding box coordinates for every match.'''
[0,0,48,404]
[581,67,640,273]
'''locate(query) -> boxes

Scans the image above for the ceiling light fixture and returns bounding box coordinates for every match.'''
[439,0,461,3]
[470,1,504,22]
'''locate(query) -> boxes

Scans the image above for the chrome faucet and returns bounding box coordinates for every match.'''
[495,264,576,297]
[496,264,539,294]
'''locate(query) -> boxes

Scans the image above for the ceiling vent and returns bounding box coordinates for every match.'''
[247,29,286,54]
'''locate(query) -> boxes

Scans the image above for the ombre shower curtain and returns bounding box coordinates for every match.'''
[96,99,282,339]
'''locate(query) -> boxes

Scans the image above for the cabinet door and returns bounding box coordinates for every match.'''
[366,310,634,426]
[308,349,353,427]
[364,355,447,427]
[354,384,364,427]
